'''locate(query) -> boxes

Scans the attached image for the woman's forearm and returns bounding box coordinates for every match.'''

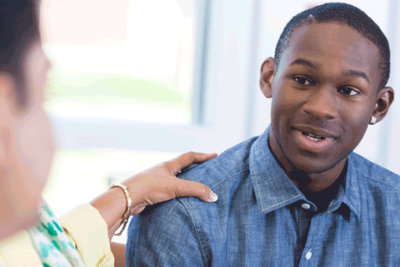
[90,187,127,239]
[111,242,126,267]
[90,186,147,240]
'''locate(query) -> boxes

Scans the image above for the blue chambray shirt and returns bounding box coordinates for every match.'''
[127,128,400,266]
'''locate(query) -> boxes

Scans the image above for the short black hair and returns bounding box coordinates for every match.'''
[274,2,390,89]
[0,0,39,105]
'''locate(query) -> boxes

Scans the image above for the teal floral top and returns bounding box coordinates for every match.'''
[28,203,86,267]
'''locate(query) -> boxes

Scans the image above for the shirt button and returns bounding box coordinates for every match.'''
[305,249,312,260]
[301,203,311,210]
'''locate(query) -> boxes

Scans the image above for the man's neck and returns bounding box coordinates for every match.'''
[268,130,347,193]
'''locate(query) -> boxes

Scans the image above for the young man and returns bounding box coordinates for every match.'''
[127,3,398,266]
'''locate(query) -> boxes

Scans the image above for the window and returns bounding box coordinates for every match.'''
[40,0,212,214]
[41,0,208,124]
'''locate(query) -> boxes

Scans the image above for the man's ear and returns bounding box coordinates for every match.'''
[371,86,394,124]
[259,57,276,99]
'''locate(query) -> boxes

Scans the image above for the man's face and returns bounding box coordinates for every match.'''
[266,22,387,174]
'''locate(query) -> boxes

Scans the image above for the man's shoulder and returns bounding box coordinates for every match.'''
[350,152,400,191]
[178,136,258,188]
[126,137,260,265]
[131,136,259,229]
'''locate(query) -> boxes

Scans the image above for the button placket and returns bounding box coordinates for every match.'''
[299,213,325,266]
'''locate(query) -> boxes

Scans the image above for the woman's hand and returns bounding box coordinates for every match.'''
[123,152,218,215]
[90,152,218,239]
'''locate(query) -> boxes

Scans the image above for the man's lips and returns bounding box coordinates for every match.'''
[292,125,338,140]
[291,126,337,153]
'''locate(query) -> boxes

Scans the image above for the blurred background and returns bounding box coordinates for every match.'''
[39,0,399,241]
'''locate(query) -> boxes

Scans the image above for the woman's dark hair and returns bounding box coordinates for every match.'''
[0,0,39,105]
[274,2,390,89]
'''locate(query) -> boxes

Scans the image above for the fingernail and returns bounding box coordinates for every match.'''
[209,192,218,202]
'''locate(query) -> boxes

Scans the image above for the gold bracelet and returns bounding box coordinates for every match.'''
[110,183,132,236]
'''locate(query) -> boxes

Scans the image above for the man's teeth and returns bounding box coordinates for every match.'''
[301,131,325,141]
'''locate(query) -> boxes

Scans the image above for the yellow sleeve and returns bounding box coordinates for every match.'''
[59,203,114,267]
[0,231,42,267]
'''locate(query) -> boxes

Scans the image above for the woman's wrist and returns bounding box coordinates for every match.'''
[109,184,132,235]
[90,187,128,238]
[121,175,153,215]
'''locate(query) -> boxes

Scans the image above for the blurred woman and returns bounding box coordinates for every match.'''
[0,0,217,266]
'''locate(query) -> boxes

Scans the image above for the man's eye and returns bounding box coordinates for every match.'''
[338,86,360,96]
[293,76,312,86]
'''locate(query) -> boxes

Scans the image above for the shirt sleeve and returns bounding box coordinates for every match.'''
[126,198,206,267]
[0,231,42,266]
[59,203,114,267]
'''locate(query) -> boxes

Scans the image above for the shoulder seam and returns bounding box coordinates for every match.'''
[210,169,250,190]
[359,172,400,191]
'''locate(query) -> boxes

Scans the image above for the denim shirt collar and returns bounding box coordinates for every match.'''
[249,127,361,219]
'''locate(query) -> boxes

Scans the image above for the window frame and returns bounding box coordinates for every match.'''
[49,0,264,153]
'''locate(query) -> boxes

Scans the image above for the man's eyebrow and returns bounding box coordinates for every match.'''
[342,70,370,84]
[289,58,319,69]
[289,58,371,84]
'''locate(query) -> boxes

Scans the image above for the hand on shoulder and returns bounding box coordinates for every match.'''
[123,152,219,215]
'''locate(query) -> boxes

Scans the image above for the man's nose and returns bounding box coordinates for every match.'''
[302,86,338,120]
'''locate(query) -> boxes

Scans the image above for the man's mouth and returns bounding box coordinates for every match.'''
[301,131,326,142]
[292,126,336,153]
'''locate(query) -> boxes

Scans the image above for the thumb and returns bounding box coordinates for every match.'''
[173,179,218,202]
